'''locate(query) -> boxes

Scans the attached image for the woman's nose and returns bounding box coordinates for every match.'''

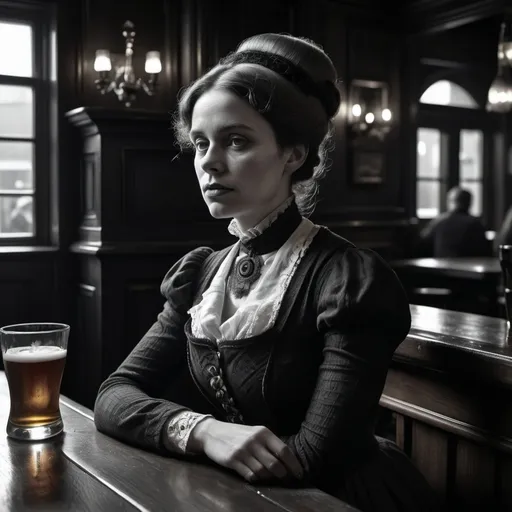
[200,145,226,174]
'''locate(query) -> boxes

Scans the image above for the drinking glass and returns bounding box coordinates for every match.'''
[499,245,512,329]
[0,323,70,441]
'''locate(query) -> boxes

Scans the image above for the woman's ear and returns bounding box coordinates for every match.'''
[284,144,309,175]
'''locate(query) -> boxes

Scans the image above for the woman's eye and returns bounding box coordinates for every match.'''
[229,137,247,148]
[195,140,208,152]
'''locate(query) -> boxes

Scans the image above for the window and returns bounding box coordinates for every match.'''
[416,128,442,219]
[459,130,483,217]
[0,3,54,243]
[416,80,487,220]
[420,80,478,109]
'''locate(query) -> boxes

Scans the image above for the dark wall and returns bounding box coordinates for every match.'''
[66,0,408,237]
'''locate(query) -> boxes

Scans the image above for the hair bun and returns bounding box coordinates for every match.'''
[317,81,341,118]
[223,50,339,118]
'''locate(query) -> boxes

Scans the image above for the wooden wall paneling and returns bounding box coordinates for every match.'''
[394,413,407,452]
[410,421,449,502]
[454,439,497,510]
[404,0,502,34]
[211,0,294,58]
[384,367,512,440]
[292,0,349,222]
[498,456,512,510]
[99,254,177,378]
[120,147,209,231]
[76,251,191,407]
[381,333,512,510]
[345,27,403,217]
[68,279,100,406]
[66,107,228,245]
[180,0,219,84]
[0,251,58,327]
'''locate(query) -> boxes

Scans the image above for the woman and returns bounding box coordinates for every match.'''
[94,33,438,511]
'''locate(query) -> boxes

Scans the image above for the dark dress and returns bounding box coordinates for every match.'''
[94,227,438,511]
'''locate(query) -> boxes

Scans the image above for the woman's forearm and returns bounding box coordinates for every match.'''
[94,376,189,454]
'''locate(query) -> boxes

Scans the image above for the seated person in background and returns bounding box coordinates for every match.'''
[94,33,437,511]
[495,205,512,252]
[417,186,491,257]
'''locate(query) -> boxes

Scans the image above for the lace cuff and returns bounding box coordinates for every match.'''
[164,411,213,454]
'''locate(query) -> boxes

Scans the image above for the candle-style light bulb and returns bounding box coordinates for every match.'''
[145,51,162,74]
[94,50,112,72]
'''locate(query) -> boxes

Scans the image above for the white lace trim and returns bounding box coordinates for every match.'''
[227,195,294,243]
[164,411,212,454]
[188,218,320,342]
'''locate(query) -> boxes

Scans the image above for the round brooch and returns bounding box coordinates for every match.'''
[232,254,263,298]
[238,258,256,278]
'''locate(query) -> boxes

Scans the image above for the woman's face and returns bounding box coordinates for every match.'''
[190,89,299,230]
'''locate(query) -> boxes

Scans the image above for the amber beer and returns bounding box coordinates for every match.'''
[3,346,67,428]
[1,322,70,440]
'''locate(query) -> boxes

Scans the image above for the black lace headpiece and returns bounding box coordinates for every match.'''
[221,50,340,118]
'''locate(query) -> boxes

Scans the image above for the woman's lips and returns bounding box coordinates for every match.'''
[204,187,233,197]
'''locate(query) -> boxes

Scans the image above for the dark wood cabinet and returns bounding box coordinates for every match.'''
[64,107,235,406]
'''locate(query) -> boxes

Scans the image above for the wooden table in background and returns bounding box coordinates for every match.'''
[390,257,503,316]
[0,372,357,512]
[391,257,501,281]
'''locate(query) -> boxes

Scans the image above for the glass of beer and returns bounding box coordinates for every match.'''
[500,245,512,330]
[0,323,69,441]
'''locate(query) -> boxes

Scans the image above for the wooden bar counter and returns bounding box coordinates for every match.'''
[0,373,357,512]
[381,305,512,511]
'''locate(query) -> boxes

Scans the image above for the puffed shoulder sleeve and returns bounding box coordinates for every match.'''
[160,246,214,315]
[316,247,411,349]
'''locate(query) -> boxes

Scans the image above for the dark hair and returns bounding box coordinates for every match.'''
[448,186,472,212]
[173,33,341,216]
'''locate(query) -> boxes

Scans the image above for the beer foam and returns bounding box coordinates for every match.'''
[3,345,67,363]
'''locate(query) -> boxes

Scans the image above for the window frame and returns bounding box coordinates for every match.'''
[415,94,498,226]
[0,0,55,246]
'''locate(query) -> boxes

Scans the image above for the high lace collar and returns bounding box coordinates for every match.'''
[228,196,295,244]
[228,197,302,256]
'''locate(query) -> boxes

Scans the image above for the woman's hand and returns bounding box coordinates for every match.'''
[189,418,303,483]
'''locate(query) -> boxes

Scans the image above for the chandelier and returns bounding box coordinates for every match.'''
[93,21,162,107]
[487,21,512,113]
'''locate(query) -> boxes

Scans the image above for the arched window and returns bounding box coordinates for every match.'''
[416,81,483,220]
[420,80,478,109]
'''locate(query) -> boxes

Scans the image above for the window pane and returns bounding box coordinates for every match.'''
[420,80,478,108]
[461,180,482,217]
[0,85,33,138]
[417,180,440,219]
[417,128,441,178]
[0,141,33,191]
[0,22,32,77]
[460,130,483,180]
[0,195,33,236]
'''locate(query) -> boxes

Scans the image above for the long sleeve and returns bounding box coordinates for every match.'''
[94,247,213,454]
[282,248,411,478]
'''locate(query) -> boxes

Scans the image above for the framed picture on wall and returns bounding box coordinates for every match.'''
[352,150,385,185]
